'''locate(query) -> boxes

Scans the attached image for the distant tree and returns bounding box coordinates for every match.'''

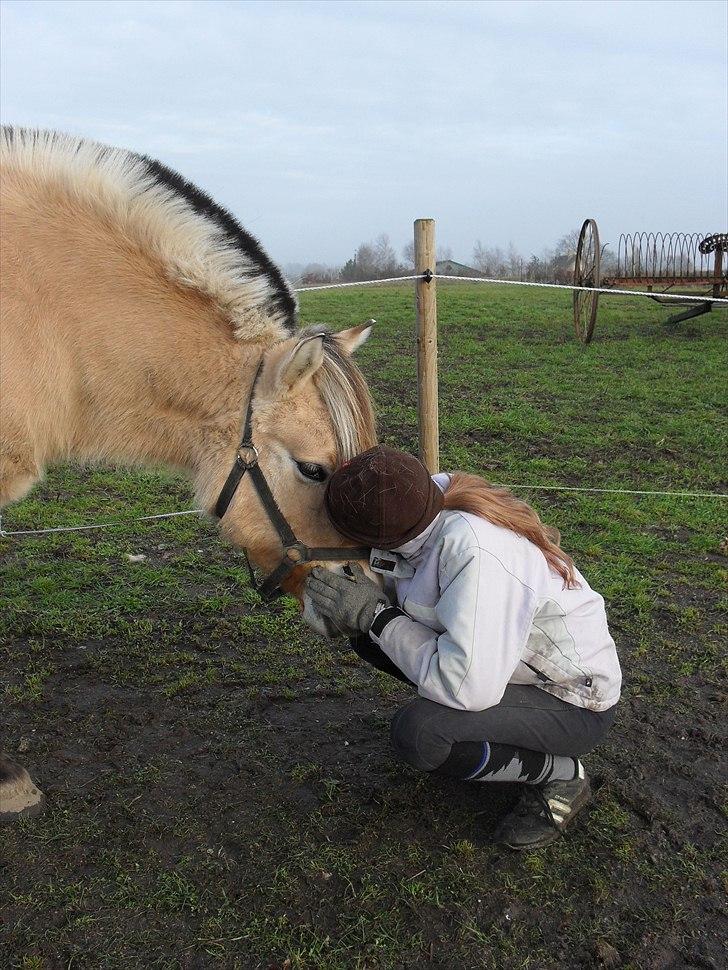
[472,240,485,270]
[374,233,398,276]
[472,240,490,273]
[340,233,407,282]
[470,229,604,283]
[507,242,523,280]
[554,228,581,257]
[437,245,453,262]
[355,242,378,279]
[282,262,305,284]
[299,263,338,285]
[473,241,509,278]
[526,255,542,282]
[600,246,618,277]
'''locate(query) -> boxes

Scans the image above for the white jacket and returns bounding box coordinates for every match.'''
[368,483,621,713]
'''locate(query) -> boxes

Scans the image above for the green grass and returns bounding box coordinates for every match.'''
[1,284,726,969]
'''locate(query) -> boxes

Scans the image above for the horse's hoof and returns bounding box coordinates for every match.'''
[0,766,45,822]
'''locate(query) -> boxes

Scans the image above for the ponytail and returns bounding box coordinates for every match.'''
[442,472,579,588]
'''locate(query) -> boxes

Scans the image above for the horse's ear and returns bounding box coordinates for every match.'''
[276,334,325,391]
[334,320,374,356]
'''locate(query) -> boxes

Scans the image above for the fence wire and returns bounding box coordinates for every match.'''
[2,273,725,540]
[293,272,728,302]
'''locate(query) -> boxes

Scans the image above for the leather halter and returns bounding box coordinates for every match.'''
[213,360,370,600]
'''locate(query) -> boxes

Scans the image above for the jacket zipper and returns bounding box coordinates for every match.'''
[522,661,553,683]
[523,660,593,689]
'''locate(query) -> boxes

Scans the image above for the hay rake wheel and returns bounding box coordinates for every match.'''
[573,218,601,343]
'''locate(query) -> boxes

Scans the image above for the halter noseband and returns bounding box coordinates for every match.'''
[213,360,370,600]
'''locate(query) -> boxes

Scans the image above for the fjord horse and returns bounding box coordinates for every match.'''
[0,128,377,819]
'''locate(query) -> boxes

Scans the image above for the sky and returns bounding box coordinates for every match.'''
[1,0,726,268]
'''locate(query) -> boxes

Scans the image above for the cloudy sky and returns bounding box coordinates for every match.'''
[1,0,726,268]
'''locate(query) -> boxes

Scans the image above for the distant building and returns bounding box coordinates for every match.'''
[435,259,483,278]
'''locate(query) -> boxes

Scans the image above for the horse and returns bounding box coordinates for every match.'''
[0,127,378,820]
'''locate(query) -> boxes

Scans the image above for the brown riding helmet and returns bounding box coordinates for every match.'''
[324,445,444,549]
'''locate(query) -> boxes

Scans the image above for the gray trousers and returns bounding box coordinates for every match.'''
[351,635,617,773]
[391,687,617,772]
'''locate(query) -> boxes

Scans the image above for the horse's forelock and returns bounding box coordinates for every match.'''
[298,327,377,464]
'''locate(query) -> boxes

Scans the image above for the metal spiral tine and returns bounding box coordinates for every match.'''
[611,231,728,283]
[630,234,639,278]
[694,234,706,275]
[697,235,710,273]
[665,234,677,279]
[678,234,690,277]
[655,232,666,278]
[680,234,690,277]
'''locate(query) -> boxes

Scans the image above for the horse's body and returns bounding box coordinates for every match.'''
[0,127,377,819]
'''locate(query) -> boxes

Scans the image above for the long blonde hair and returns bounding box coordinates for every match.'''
[443,472,579,588]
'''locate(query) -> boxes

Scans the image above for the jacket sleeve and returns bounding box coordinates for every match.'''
[370,548,535,710]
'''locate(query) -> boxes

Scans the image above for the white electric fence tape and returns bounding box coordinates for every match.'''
[2,272,725,539]
[294,273,728,303]
[0,509,203,538]
[2,484,724,539]
[428,275,728,303]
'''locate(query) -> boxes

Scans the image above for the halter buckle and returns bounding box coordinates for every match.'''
[284,542,309,564]
[237,443,259,468]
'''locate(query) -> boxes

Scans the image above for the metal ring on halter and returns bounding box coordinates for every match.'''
[237,443,259,468]
[284,542,309,564]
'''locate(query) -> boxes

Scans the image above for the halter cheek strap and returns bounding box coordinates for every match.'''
[213,360,370,600]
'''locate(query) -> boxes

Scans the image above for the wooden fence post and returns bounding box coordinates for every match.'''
[414,218,439,472]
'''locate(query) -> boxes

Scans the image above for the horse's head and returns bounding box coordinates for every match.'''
[218,323,379,634]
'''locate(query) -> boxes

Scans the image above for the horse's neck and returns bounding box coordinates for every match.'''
[60,271,260,501]
[4,188,274,509]
[69,290,260,497]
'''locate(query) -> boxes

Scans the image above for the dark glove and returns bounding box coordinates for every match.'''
[305,563,391,636]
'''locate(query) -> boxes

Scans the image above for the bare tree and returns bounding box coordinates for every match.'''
[507,242,522,280]
[472,239,489,273]
[374,234,398,276]
[554,228,581,257]
[355,242,377,278]
[340,233,407,282]
[473,241,509,277]
[299,263,338,285]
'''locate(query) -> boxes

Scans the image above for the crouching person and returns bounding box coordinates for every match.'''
[305,446,621,850]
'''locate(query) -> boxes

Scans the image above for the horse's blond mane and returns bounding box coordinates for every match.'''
[0,126,297,343]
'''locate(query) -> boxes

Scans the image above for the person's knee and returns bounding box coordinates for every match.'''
[390,699,449,772]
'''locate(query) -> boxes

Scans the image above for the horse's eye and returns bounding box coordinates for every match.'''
[296,461,328,483]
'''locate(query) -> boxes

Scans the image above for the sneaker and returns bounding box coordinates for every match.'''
[494,764,592,851]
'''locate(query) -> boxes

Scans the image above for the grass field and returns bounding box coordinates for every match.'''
[2,284,726,969]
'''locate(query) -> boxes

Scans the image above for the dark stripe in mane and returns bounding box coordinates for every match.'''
[140,155,297,332]
[3,126,297,333]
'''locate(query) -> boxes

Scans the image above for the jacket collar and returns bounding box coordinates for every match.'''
[391,513,442,559]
